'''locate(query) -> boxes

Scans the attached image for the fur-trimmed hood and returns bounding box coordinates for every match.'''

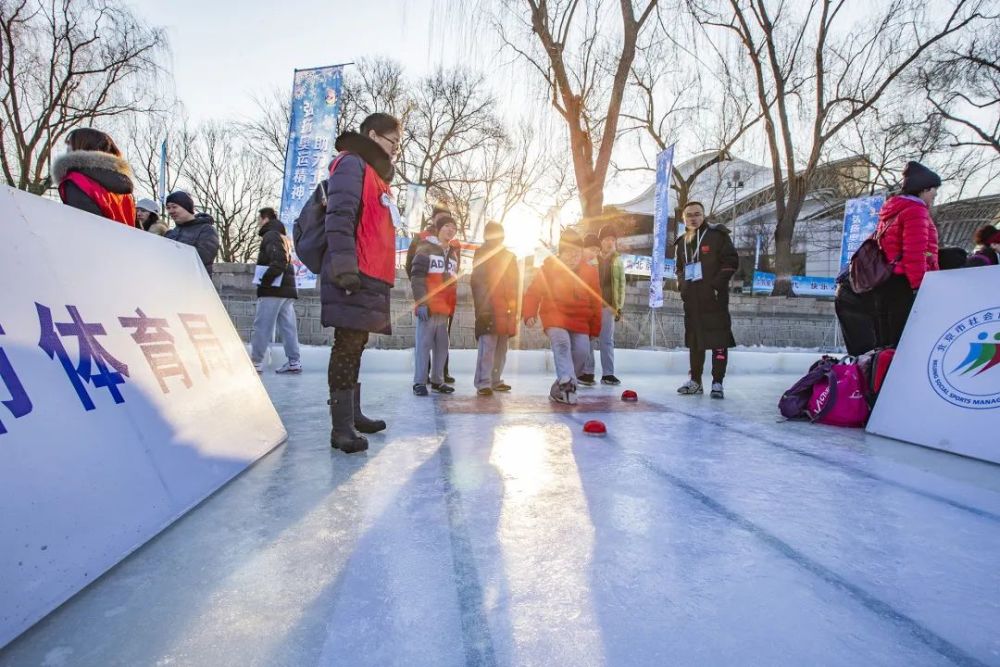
[52,150,134,194]
[333,131,395,182]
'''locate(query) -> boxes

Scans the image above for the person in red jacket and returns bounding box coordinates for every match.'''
[873,161,941,347]
[53,128,136,227]
[471,222,520,396]
[410,214,460,396]
[523,229,602,405]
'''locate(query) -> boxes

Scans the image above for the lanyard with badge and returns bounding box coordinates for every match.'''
[683,228,706,282]
[381,193,404,230]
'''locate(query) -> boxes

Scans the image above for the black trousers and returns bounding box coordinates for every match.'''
[690,347,728,385]
[873,274,915,348]
[834,283,877,356]
[328,327,369,392]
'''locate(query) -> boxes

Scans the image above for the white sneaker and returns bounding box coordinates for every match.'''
[253,362,263,374]
[549,381,575,405]
[275,361,303,374]
[564,382,578,405]
[677,380,703,395]
[710,382,724,399]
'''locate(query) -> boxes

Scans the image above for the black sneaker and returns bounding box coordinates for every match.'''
[443,375,456,384]
[431,383,455,394]
[601,375,621,386]
[477,387,494,397]
[492,382,512,392]
[577,374,596,386]
[413,383,429,396]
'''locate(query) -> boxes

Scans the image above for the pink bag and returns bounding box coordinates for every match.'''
[807,359,870,427]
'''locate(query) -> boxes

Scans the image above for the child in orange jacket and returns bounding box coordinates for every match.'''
[523,229,602,404]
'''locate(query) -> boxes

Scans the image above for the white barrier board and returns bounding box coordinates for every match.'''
[0,186,287,647]
[867,264,1000,463]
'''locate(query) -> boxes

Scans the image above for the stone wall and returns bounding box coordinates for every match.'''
[212,263,840,350]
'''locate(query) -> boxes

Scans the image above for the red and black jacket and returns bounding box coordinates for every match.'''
[52,150,136,226]
[410,237,459,316]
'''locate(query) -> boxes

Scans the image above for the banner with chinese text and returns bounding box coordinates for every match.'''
[0,187,286,648]
[279,65,345,288]
[649,144,675,308]
[839,194,885,271]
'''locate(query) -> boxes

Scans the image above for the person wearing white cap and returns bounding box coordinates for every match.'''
[135,198,167,235]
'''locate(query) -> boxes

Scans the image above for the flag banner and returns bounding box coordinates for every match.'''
[649,144,675,308]
[752,271,776,294]
[790,275,837,298]
[157,139,167,209]
[403,184,427,236]
[840,194,885,271]
[279,65,345,288]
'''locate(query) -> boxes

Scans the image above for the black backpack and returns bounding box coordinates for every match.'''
[292,180,328,276]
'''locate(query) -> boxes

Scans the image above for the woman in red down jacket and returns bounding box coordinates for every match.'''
[53,128,136,226]
[873,161,941,347]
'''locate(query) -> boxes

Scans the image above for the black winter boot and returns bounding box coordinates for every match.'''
[354,383,386,434]
[329,390,368,453]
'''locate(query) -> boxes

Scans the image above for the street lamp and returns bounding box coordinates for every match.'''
[727,169,745,292]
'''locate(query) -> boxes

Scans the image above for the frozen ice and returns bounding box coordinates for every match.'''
[2,349,999,666]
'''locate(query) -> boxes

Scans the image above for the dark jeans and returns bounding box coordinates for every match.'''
[328,327,369,392]
[690,347,728,385]
[873,274,915,348]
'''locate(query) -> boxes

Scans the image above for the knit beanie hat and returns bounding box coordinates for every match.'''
[598,224,618,241]
[901,161,942,195]
[434,214,457,232]
[584,233,600,249]
[558,229,583,253]
[166,191,195,214]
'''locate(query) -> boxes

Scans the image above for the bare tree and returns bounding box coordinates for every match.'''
[0,0,166,193]
[121,109,193,202]
[920,26,1000,158]
[240,86,290,178]
[688,0,987,294]
[489,0,661,217]
[182,122,277,263]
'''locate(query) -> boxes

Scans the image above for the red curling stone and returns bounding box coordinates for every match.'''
[621,389,638,402]
[583,420,607,436]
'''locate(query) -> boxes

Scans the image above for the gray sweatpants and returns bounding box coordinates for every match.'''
[546,327,590,385]
[249,297,300,364]
[414,313,450,385]
[583,307,616,376]
[474,334,509,389]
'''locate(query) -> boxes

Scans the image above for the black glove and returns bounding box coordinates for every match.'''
[614,309,622,322]
[476,313,495,332]
[333,272,361,293]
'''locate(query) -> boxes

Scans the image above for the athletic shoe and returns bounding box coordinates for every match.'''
[492,382,512,392]
[477,387,494,397]
[275,361,302,374]
[443,375,456,384]
[710,382,725,399]
[577,373,596,386]
[601,375,621,386]
[677,380,703,395]
[413,383,429,396]
[253,362,263,374]
[431,383,455,394]
[549,380,578,405]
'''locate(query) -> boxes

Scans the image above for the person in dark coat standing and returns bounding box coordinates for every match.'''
[53,128,136,226]
[164,191,220,276]
[471,221,520,396]
[321,113,402,453]
[249,207,301,375]
[834,268,878,357]
[673,201,739,399]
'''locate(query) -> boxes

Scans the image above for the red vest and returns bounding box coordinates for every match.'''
[59,172,136,227]
[331,153,396,285]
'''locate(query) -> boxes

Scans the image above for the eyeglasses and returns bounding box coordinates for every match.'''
[378,133,401,153]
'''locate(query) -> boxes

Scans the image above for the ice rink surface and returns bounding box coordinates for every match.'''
[3,356,1000,666]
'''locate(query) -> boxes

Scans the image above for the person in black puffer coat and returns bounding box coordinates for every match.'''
[673,201,739,399]
[163,191,220,276]
[249,207,301,375]
[321,113,402,453]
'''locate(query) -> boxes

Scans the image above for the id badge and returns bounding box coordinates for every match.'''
[684,261,703,282]
[381,193,404,230]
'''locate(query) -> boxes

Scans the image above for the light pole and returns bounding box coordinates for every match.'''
[727,169,745,292]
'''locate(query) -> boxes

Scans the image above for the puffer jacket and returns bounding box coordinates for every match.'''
[471,239,520,338]
[876,195,939,289]
[164,213,220,275]
[523,256,602,337]
[52,150,136,226]
[966,247,999,268]
[255,218,298,299]
[410,236,459,316]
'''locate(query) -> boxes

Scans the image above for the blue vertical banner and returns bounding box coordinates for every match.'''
[279,65,345,288]
[649,144,675,308]
[839,194,885,270]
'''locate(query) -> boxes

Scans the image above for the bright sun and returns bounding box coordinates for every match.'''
[502,205,544,257]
